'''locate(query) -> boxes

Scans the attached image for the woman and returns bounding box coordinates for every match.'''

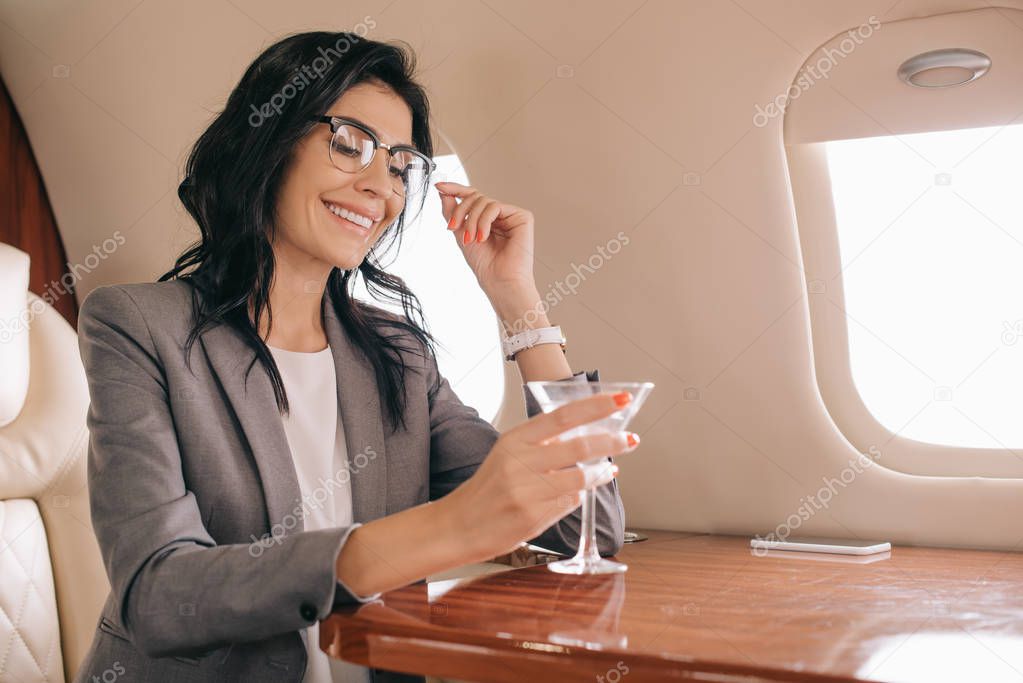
[74,31,637,683]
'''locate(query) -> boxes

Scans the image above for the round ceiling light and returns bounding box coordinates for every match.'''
[897,48,991,88]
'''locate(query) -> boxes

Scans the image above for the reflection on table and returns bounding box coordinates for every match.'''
[321,532,1023,682]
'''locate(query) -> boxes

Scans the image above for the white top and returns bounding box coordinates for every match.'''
[268,344,371,683]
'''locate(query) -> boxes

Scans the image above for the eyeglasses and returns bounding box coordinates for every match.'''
[311,115,435,199]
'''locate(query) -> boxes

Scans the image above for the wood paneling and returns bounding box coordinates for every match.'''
[0,77,77,328]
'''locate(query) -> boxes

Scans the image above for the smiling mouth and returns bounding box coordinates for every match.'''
[323,200,376,235]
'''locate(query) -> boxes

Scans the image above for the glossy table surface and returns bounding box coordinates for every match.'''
[321,532,1023,682]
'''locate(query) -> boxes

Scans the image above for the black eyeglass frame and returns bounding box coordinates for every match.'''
[310,115,437,194]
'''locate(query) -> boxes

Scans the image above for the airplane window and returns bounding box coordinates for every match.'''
[354,155,504,422]
[825,123,1023,449]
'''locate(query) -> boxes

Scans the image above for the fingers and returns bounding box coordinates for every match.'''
[436,181,476,225]
[513,391,634,445]
[546,459,619,496]
[444,190,479,230]
[536,430,639,472]
[463,197,494,244]
[439,191,459,224]
[475,201,502,242]
[435,180,475,199]
[436,181,502,246]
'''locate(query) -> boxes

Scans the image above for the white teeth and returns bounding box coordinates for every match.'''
[325,202,374,229]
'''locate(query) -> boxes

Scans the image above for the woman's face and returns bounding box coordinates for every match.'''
[273,81,414,272]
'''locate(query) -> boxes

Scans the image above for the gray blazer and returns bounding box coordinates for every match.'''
[73,279,624,683]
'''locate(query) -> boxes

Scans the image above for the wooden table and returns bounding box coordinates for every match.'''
[320,532,1023,682]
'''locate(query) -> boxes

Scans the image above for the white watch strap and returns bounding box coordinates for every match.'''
[502,325,566,361]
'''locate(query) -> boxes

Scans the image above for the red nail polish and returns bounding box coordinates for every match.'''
[627,433,639,448]
[448,216,456,229]
[463,231,471,245]
[476,232,484,242]
[613,391,632,407]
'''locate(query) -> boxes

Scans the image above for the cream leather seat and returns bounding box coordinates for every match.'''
[0,243,107,683]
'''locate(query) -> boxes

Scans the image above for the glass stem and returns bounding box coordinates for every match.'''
[575,486,601,564]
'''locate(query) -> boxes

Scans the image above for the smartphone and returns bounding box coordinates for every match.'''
[750,536,891,555]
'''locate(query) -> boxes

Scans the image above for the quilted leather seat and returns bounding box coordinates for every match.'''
[0,243,107,682]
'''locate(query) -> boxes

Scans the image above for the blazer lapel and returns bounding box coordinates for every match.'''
[198,291,390,535]
[322,296,388,524]
[199,322,301,534]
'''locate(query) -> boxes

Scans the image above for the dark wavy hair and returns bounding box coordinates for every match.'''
[159,31,436,433]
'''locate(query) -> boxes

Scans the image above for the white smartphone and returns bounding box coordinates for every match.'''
[750,536,891,555]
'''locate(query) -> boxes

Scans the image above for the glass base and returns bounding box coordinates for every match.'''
[547,556,628,575]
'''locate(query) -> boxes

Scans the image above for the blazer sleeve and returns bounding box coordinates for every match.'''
[426,350,625,556]
[79,285,366,659]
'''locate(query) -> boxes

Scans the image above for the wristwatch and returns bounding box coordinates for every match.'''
[501,325,566,361]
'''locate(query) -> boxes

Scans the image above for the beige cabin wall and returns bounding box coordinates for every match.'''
[3,0,1022,549]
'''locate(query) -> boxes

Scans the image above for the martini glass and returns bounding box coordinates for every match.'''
[526,381,654,575]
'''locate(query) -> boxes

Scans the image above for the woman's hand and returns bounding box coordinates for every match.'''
[336,391,639,598]
[435,181,536,297]
[443,390,640,559]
